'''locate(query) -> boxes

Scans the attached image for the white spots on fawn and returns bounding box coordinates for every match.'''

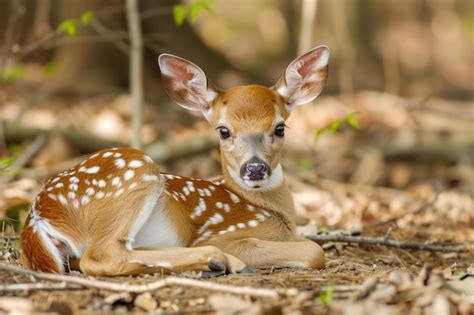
[69,176,79,183]
[112,177,121,187]
[55,183,64,189]
[58,194,67,206]
[209,213,224,224]
[215,202,223,209]
[186,181,195,192]
[98,179,106,188]
[67,191,76,200]
[143,155,154,164]
[102,152,113,158]
[129,182,138,190]
[115,158,126,168]
[256,213,266,222]
[81,196,90,205]
[95,191,105,199]
[114,188,125,197]
[228,191,240,203]
[114,152,121,158]
[203,188,211,197]
[90,153,99,159]
[183,186,190,196]
[248,220,259,227]
[72,199,79,209]
[47,186,54,192]
[227,225,236,232]
[142,174,158,182]
[69,184,78,191]
[124,170,135,181]
[237,223,246,229]
[48,194,57,201]
[128,160,144,168]
[223,204,231,212]
[247,204,255,211]
[208,185,216,191]
[86,187,95,196]
[191,198,207,218]
[85,166,100,174]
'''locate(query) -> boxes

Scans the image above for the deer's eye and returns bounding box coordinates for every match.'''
[274,124,285,137]
[217,127,231,139]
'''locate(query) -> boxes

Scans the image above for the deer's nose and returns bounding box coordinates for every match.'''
[241,157,271,181]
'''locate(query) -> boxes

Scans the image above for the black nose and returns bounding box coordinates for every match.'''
[240,157,271,181]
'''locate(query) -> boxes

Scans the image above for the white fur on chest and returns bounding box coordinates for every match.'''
[133,201,183,249]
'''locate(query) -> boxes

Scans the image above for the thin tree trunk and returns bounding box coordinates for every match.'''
[126,0,144,149]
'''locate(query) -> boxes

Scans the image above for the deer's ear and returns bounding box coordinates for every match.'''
[158,54,218,113]
[275,45,329,112]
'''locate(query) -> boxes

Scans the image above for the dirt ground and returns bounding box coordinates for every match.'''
[1,218,472,314]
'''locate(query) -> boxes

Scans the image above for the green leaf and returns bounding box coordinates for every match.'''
[42,62,58,76]
[57,19,77,36]
[314,127,326,143]
[80,11,94,25]
[173,4,187,26]
[0,156,16,170]
[189,1,215,22]
[345,112,359,129]
[453,266,464,275]
[315,286,334,305]
[328,120,341,133]
[0,66,25,81]
[189,3,203,22]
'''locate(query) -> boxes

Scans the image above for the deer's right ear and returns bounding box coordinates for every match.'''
[158,54,218,114]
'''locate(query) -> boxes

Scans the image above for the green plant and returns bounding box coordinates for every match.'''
[314,286,334,305]
[314,112,360,143]
[173,0,216,26]
[56,11,95,37]
[0,145,22,179]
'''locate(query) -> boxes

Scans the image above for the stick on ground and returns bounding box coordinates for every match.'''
[305,234,464,253]
[0,263,279,298]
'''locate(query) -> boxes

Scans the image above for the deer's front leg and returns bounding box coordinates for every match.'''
[212,238,325,269]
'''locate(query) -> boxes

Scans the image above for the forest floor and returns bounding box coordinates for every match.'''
[0,89,473,314]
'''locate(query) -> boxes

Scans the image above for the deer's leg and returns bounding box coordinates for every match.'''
[213,237,325,269]
[79,245,246,276]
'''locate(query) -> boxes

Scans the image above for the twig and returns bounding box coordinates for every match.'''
[6,134,47,177]
[126,0,144,150]
[0,264,279,298]
[0,282,80,292]
[305,234,464,253]
[89,19,129,55]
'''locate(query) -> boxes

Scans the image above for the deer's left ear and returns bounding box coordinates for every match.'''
[158,54,218,114]
[275,45,329,112]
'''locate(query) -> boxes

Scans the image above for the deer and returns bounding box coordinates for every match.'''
[20,46,329,276]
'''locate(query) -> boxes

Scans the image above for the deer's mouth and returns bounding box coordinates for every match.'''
[228,164,284,192]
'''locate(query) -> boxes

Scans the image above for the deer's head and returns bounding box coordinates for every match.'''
[159,46,329,192]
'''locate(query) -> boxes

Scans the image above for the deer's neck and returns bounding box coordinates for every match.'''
[221,158,296,231]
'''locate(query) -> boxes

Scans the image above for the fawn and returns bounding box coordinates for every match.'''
[20,46,329,276]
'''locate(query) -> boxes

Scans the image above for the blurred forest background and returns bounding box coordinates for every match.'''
[0,0,473,313]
